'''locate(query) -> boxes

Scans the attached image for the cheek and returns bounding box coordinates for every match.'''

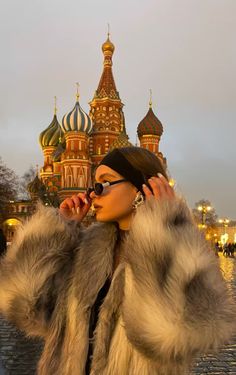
[109,187,134,210]
[97,188,135,220]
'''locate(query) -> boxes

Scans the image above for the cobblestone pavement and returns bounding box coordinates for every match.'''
[192,254,236,375]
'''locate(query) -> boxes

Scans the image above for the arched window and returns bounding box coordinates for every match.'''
[66,166,73,187]
[97,145,101,155]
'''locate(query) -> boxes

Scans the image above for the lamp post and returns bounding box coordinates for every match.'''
[219,218,230,234]
[219,218,230,246]
[197,204,212,228]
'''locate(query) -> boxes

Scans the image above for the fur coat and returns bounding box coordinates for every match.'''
[0,197,235,375]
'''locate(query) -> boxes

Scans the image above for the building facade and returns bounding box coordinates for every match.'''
[1,34,166,240]
[38,34,166,202]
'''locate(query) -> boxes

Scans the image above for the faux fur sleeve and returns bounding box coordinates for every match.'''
[123,197,236,362]
[0,204,81,338]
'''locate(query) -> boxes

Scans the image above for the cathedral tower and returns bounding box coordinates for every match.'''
[39,97,61,192]
[89,33,126,165]
[59,87,93,201]
[137,92,166,166]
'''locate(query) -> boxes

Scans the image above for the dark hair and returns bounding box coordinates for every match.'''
[117,147,168,181]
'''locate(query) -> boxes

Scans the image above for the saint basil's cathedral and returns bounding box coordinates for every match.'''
[37,33,166,202]
[2,33,167,241]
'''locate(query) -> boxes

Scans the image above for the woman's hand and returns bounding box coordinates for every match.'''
[142,173,175,201]
[59,193,91,222]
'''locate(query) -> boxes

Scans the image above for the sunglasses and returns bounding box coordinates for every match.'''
[87,179,127,196]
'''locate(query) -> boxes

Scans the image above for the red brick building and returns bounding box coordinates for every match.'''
[38,34,166,201]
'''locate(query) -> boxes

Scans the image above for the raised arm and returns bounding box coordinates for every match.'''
[123,185,235,362]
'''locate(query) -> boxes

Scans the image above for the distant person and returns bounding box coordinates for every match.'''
[223,243,230,257]
[228,243,235,257]
[0,229,7,257]
[214,241,220,257]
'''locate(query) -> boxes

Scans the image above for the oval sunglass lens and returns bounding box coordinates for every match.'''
[94,183,103,195]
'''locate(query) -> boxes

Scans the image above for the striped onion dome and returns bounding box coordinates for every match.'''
[61,99,92,134]
[137,107,163,137]
[39,114,61,148]
[27,175,46,194]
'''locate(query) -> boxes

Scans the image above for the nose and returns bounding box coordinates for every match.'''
[89,190,96,199]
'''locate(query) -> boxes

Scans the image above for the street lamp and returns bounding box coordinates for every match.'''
[219,218,230,234]
[198,204,212,228]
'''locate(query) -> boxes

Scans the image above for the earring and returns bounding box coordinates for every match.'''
[132,191,144,209]
[90,203,96,217]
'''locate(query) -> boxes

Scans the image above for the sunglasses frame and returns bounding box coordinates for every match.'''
[87,178,127,196]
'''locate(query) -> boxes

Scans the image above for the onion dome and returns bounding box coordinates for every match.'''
[102,35,115,54]
[109,126,133,151]
[39,97,61,148]
[39,115,61,148]
[27,175,46,198]
[61,87,92,134]
[137,92,163,137]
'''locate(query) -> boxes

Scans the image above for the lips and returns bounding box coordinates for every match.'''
[93,204,102,210]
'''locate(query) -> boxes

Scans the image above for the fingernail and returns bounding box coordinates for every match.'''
[142,184,147,189]
[157,173,163,178]
[84,198,88,204]
[76,207,80,214]
[71,207,75,214]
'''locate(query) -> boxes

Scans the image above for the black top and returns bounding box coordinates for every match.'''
[85,278,111,374]
[85,229,128,374]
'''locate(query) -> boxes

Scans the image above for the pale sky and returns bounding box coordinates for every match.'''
[0,0,235,218]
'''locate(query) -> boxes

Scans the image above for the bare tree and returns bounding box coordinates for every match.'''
[19,165,37,199]
[0,157,19,212]
[192,199,218,226]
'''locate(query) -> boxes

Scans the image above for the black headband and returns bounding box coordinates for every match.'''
[99,148,145,193]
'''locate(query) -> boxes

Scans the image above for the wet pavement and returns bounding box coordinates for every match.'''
[192,254,236,375]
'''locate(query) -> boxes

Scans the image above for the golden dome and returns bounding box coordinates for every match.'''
[102,36,115,54]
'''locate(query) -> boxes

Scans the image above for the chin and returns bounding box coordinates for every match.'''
[95,211,116,223]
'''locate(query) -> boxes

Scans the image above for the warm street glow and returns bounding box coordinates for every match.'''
[219,218,230,226]
[169,178,175,188]
[198,205,212,212]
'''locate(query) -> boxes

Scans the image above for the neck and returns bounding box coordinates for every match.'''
[117,212,133,230]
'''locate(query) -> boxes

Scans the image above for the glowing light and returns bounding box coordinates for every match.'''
[198,205,212,212]
[169,179,175,188]
[221,233,229,245]
[219,218,230,225]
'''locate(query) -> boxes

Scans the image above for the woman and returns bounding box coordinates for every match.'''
[0,147,235,375]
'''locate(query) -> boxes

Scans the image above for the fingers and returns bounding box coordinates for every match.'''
[142,174,174,201]
[60,193,90,214]
[142,184,153,200]
[157,173,175,198]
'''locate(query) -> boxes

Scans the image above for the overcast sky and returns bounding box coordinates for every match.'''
[0,0,235,218]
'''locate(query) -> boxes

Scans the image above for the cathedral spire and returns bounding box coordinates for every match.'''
[149,89,152,108]
[76,82,80,102]
[94,32,119,99]
[89,33,125,164]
